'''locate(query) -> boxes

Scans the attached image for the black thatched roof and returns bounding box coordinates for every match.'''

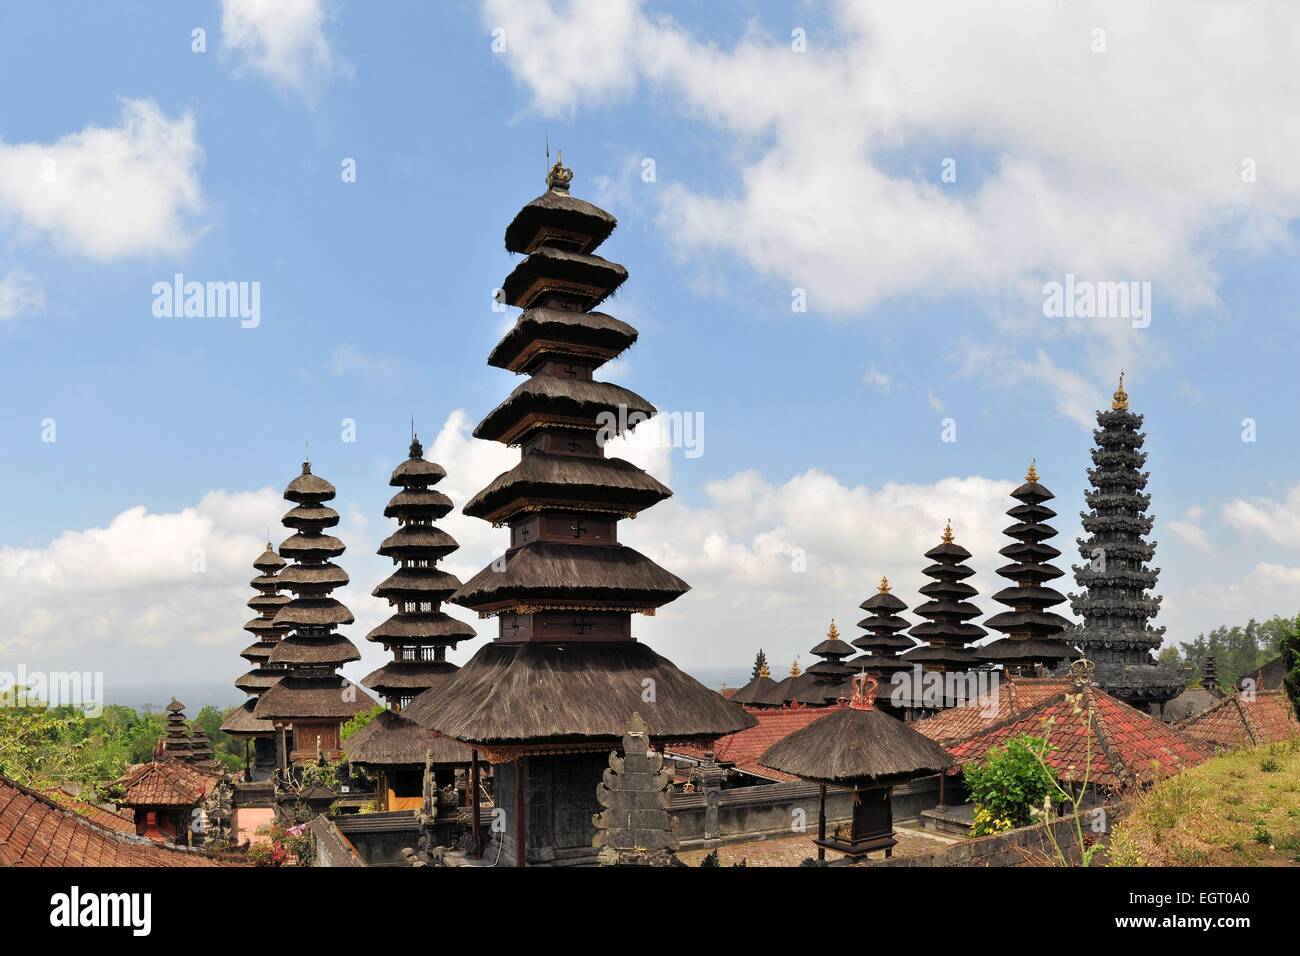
[361,660,459,693]
[277,562,349,590]
[729,674,778,706]
[463,453,671,523]
[253,546,286,573]
[285,463,335,503]
[267,631,361,666]
[501,247,628,311]
[389,442,446,487]
[403,641,755,746]
[504,188,617,255]
[366,611,475,645]
[376,526,459,560]
[253,675,377,720]
[343,710,474,767]
[371,567,462,602]
[384,488,454,520]
[488,307,638,373]
[220,698,274,736]
[234,669,282,693]
[473,375,654,444]
[273,597,355,629]
[451,541,689,613]
[282,504,340,529]
[759,705,953,785]
[279,532,345,561]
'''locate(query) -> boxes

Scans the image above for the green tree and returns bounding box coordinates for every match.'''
[963,734,1057,834]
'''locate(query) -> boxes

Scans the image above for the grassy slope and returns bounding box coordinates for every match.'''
[1109,738,1300,866]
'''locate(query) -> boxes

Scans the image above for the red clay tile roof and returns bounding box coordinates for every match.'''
[1179,691,1300,750]
[943,685,1215,790]
[914,676,1072,744]
[0,775,229,867]
[112,758,220,808]
[672,707,837,783]
[40,788,136,834]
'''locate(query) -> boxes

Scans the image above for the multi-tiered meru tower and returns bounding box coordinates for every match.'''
[363,436,474,710]
[254,460,376,763]
[1069,375,1183,712]
[980,462,1077,674]
[219,545,289,777]
[903,523,985,676]
[406,154,753,866]
[851,576,916,673]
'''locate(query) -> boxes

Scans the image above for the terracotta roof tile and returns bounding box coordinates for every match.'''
[943,685,1215,790]
[1179,691,1300,749]
[914,676,1072,744]
[40,788,136,834]
[111,758,220,808]
[672,707,837,783]
[0,775,231,867]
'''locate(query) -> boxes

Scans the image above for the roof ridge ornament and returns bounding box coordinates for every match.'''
[849,673,878,711]
[1069,657,1096,688]
[827,619,840,641]
[546,149,573,193]
[878,575,891,593]
[1026,458,1039,483]
[941,520,954,544]
[1111,369,1128,411]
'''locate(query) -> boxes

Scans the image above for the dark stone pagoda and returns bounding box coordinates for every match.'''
[405,154,753,866]
[254,460,377,763]
[979,462,1078,674]
[1069,374,1183,713]
[363,435,474,711]
[221,544,289,778]
[851,576,916,673]
[902,522,985,675]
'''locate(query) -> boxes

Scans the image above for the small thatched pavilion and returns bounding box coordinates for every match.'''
[760,674,953,860]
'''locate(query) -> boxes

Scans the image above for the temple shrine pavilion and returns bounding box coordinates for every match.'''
[405,154,753,865]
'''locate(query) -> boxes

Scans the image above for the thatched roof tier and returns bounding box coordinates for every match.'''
[500,246,627,311]
[284,463,336,502]
[900,643,979,669]
[253,675,376,721]
[278,531,345,561]
[854,579,916,661]
[343,710,473,767]
[383,488,454,520]
[390,455,447,487]
[488,307,637,373]
[759,698,953,786]
[404,641,755,745]
[273,597,355,628]
[451,541,689,614]
[244,616,288,635]
[365,611,476,645]
[729,673,779,706]
[247,592,291,612]
[220,698,274,736]
[253,546,286,573]
[267,631,361,666]
[905,524,986,671]
[277,562,349,590]
[281,504,340,529]
[235,669,282,693]
[239,641,275,662]
[473,375,655,445]
[376,525,459,560]
[361,660,459,693]
[463,453,670,524]
[504,186,617,255]
[371,567,462,602]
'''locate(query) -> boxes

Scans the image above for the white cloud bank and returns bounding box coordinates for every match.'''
[0,270,44,321]
[0,98,205,260]
[220,0,348,99]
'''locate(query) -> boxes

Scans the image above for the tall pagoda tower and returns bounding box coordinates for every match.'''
[221,545,289,778]
[363,435,474,710]
[254,460,377,764]
[979,462,1078,674]
[160,698,196,761]
[851,576,916,672]
[902,523,985,708]
[1069,374,1183,711]
[803,621,856,702]
[405,154,753,866]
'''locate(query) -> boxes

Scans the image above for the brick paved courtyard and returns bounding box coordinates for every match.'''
[677,825,955,867]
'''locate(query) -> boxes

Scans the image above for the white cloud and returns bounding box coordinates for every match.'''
[220,0,347,98]
[1168,506,1213,555]
[0,270,44,321]
[0,99,205,260]
[1223,485,1300,548]
[863,366,892,394]
[328,344,399,382]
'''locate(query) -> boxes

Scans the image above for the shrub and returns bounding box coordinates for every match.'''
[963,733,1057,833]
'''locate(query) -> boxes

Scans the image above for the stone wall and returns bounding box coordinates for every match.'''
[670,775,941,849]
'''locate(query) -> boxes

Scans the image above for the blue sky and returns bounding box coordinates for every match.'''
[2,1,1299,704]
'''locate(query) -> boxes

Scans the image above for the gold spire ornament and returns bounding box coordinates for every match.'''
[878,575,891,593]
[1111,370,1128,411]
[546,148,573,192]
[790,657,801,677]
[757,660,770,679]
[942,520,954,544]
[1026,458,1039,483]
[827,620,840,641]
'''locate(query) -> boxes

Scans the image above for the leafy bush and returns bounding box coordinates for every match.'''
[963,733,1057,833]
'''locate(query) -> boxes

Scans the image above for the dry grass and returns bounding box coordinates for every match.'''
[1108,737,1300,866]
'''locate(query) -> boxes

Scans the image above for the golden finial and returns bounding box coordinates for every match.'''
[1026,458,1039,483]
[1111,370,1128,411]
[827,619,840,641]
[546,148,573,192]
[878,575,891,593]
[941,520,954,544]
[790,657,801,677]
[757,661,770,679]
